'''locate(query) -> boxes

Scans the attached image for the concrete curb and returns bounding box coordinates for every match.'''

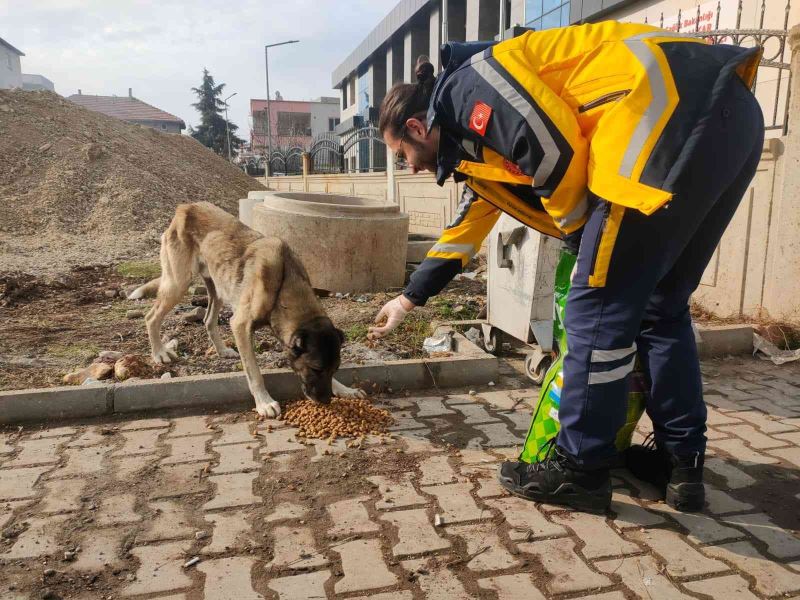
[696,324,754,359]
[0,330,497,425]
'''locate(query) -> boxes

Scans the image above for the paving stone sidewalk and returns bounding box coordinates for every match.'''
[1,356,799,599]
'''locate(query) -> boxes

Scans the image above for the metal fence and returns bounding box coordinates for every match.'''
[657,0,793,133]
[308,126,387,174]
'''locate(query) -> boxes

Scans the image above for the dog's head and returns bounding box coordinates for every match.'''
[286,316,344,404]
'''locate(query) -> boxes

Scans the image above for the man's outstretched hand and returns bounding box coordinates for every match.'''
[367,295,415,339]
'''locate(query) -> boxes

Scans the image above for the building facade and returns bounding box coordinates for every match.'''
[332,0,796,166]
[0,37,24,90]
[250,96,340,152]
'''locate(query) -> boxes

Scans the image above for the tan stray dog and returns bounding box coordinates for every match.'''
[129,202,365,418]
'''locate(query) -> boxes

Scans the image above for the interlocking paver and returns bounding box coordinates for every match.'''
[0,466,52,500]
[450,523,522,571]
[418,454,458,486]
[112,428,163,457]
[705,457,757,489]
[69,527,128,571]
[706,407,743,426]
[260,428,307,454]
[733,409,798,435]
[169,415,210,437]
[517,538,612,594]
[211,421,257,446]
[0,434,14,454]
[123,541,193,596]
[113,455,152,482]
[149,462,210,499]
[473,422,520,447]
[203,472,261,510]
[705,486,755,514]
[402,558,471,599]
[327,496,379,536]
[390,414,429,431]
[449,402,500,424]
[368,474,426,510]
[268,570,330,600]
[628,529,727,577]
[1,514,67,559]
[197,556,262,600]
[718,424,787,449]
[722,512,800,558]
[552,511,639,559]
[704,541,800,596]
[710,438,780,465]
[351,592,413,600]
[268,452,295,472]
[335,538,398,593]
[478,574,546,599]
[401,429,437,453]
[610,489,665,528]
[52,446,106,477]
[212,442,259,474]
[683,574,762,600]
[423,482,485,524]
[658,505,745,544]
[202,510,255,554]
[486,496,567,541]
[119,418,170,431]
[498,409,534,431]
[769,445,800,467]
[139,500,195,542]
[67,429,112,448]
[4,437,62,467]
[267,525,328,569]
[96,493,140,526]
[411,396,455,417]
[474,475,506,499]
[29,426,76,439]
[597,555,693,599]
[474,389,530,411]
[37,477,85,514]
[162,434,213,464]
[265,501,308,522]
[381,509,451,557]
[0,500,26,529]
[775,430,800,445]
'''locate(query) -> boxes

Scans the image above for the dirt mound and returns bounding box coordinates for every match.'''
[0,88,265,277]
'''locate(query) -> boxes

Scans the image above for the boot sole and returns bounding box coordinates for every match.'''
[666,482,705,512]
[497,471,611,514]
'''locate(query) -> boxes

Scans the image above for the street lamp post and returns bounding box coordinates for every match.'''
[264,40,299,176]
[223,92,237,162]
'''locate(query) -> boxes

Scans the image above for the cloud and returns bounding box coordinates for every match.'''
[1,0,397,137]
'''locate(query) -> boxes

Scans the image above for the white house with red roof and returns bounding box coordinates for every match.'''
[68,88,185,134]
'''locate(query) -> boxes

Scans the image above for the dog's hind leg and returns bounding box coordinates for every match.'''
[203,277,238,359]
[231,312,280,418]
[146,232,193,364]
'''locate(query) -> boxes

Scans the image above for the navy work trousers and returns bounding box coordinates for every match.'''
[557,78,764,467]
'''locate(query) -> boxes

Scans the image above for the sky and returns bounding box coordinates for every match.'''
[1,0,398,139]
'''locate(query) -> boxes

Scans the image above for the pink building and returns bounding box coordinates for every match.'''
[250,96,339,152]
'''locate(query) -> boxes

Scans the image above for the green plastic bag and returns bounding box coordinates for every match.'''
[519,248,647,463]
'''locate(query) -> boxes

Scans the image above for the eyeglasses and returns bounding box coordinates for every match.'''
[394,127,409,169]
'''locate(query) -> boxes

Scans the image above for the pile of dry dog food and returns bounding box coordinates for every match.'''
[281,396,394,442]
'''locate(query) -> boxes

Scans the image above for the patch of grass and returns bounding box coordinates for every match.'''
[395,313,433,355]
[116,260,161,279]
[46,343,100,361]
[345,323,369,343]
[429,297,480,321]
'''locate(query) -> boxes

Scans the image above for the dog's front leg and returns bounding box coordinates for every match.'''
[231,314,280,418]
[332,378,366,399]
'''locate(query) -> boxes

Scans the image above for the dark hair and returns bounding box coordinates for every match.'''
[378,55,436,137]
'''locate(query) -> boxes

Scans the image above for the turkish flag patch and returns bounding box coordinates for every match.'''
[503,159,524,176]
[469,101,492,136]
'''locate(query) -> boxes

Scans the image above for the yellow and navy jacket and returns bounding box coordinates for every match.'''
[403,21,760,305]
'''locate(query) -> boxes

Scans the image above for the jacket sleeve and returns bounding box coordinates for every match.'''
[432,50,589,232]
[403,185,500,306]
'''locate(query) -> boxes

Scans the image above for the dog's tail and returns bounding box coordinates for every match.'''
[128,277,161,300]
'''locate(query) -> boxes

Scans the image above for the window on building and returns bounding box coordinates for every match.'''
[349,77,356,109]
[525,0,571,30]
[328,117,340,131]
[342,84,348,109]
[358,69,371,121]
[161,123,167,130]
[276,111,311,136]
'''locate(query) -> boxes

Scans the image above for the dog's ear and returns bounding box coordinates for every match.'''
[336,328,346,344]
[290,331,306,357]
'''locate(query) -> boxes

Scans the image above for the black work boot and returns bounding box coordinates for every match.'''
[497,442,612,514]
[625,434,705,512]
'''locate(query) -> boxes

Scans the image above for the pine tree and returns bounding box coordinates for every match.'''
[190,68,244,156]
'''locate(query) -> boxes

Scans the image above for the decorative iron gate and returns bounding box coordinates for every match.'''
[267,146,304,176]
[668,0,793,133]
[308,126,387,174]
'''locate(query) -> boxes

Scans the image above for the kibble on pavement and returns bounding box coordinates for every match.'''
[280,396,394,442]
